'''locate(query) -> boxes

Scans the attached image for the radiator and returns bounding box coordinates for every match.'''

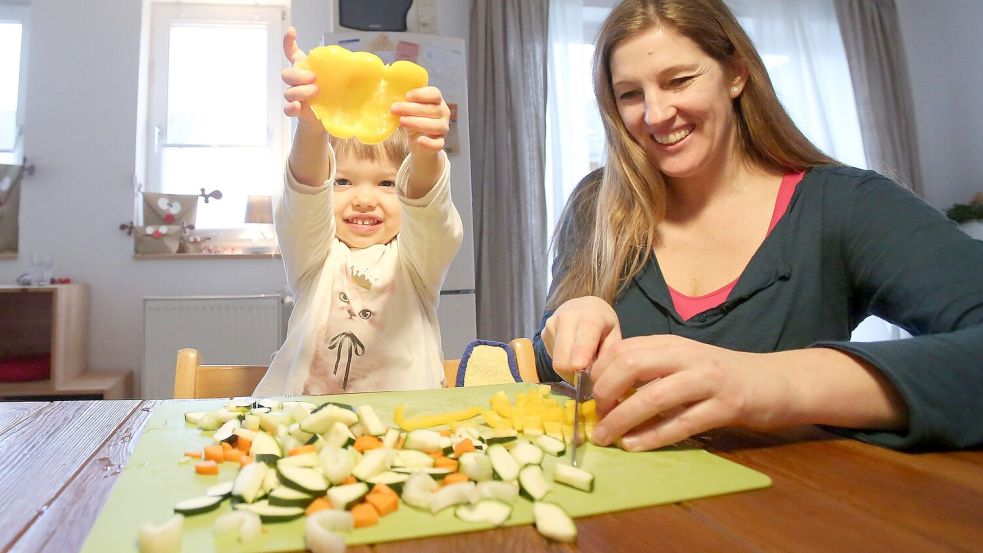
[142,295,287,399]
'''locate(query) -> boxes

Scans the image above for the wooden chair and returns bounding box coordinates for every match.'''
[174,337,539,398]
[173,348,268,399]
[443,338,539,387]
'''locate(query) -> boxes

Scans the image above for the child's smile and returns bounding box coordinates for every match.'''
[332,155,402,248]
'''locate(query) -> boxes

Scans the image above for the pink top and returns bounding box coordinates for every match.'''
[669,171,805,321]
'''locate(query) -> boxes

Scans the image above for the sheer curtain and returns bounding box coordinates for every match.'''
[726,0,867,169]
[834,0,922,195]
[468,0,550,343]
[545,0,592,247]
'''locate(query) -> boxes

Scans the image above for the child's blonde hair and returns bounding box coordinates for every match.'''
[329,127,410,166]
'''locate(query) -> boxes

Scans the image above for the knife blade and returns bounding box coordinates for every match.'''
[571,369,591,467]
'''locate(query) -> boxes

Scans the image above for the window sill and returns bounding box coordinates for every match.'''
[134,253,281,260]
[0,253,16,260]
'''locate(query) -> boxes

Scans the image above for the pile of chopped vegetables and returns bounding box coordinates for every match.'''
[137,385,599,553]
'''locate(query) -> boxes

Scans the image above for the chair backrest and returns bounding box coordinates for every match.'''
[443,337,539,387]
[173,348,268,399]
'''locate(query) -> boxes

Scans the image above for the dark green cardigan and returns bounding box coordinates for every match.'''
[534,165,983,450]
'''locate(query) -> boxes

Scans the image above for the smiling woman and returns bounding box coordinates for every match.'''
[535,0,983,453]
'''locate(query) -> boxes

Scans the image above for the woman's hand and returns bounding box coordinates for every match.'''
[391,86,451,157]
[589,335,792,451]
[541,296,623,383]
[281,27,320,130]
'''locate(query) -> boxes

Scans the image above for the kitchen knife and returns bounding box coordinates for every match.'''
[571,369,591,467]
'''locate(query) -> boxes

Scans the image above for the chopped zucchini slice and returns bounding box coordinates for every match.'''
[510,440,545,466]
[533,501,577,543]
[518,465,551,500]
[137,514,183,553]
[430,481,476,514]
[234,500,305,523]
[231,462,268,504]
[402,429,443,453]
[276,465,328,495]
[326,482,369,510]
[487,444,520,481]
[455,499,513,526]
[553,463,595,492]
[356,404,386,436]
[174,494,224,516]
[535,435,566,456]
[205,481,234,497]
[268,485,316,508]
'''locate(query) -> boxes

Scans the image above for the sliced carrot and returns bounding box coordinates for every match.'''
[351,502,380,528]
[183,450,202,459]
[365,490,399,516]
[203,445,224,463]
[439,429,453,437]
[288,444,316,456]
[236,437,253,454]
[353,435,383,452]
[239,454,252,467]
[224,448,243,463]
[434,456,458,471]
[342,475,358,485]
[370,483,398,499]
[441,472,470,486]
[220,441,234,452]
[194,460,219,475]
[453,439,476,457]
[305,497,333,516]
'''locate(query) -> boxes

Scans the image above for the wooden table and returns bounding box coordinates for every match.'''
[1,399,981,553]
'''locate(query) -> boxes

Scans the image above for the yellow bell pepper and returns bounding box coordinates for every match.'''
[393,404,482,431]
[297,45,429,144]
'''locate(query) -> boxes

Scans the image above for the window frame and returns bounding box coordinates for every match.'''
[144,2,287,235]
[0,4,30,158]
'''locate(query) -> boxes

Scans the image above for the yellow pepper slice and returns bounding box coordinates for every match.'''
[297,45,429,144]
[393,404,482,431]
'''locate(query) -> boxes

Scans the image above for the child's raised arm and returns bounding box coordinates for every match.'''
[282,26,332,188]
[391,86,451,199]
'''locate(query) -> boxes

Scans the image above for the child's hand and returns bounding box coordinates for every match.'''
[281,27,320,130]
[391,87,451,158]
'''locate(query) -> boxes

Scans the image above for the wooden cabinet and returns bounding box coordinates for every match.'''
[0,284,131,399]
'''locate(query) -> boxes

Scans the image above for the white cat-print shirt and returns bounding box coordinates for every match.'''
[253,149,463,396]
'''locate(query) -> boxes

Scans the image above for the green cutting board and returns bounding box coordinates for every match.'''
[81,383,771,552]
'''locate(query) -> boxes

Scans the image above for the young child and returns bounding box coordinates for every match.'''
[254,28,463,395]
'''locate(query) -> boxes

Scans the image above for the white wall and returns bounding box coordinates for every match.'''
[0,0,470,395]
[896,0,983,210]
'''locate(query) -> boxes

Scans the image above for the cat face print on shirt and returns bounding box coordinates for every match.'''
[304,263,395,395]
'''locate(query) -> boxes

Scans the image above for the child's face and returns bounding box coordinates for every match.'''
[333,154,402,249]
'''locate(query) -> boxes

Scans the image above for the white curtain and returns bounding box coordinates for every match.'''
[545,0,592,253]
[726,0,867,169]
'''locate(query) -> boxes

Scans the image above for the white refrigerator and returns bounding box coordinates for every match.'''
[321,31,477,359]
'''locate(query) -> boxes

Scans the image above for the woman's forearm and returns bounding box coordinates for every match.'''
[755,347,909,431]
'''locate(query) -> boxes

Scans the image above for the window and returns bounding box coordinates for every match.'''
[0,4,28,155]
[145,3,287,231]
